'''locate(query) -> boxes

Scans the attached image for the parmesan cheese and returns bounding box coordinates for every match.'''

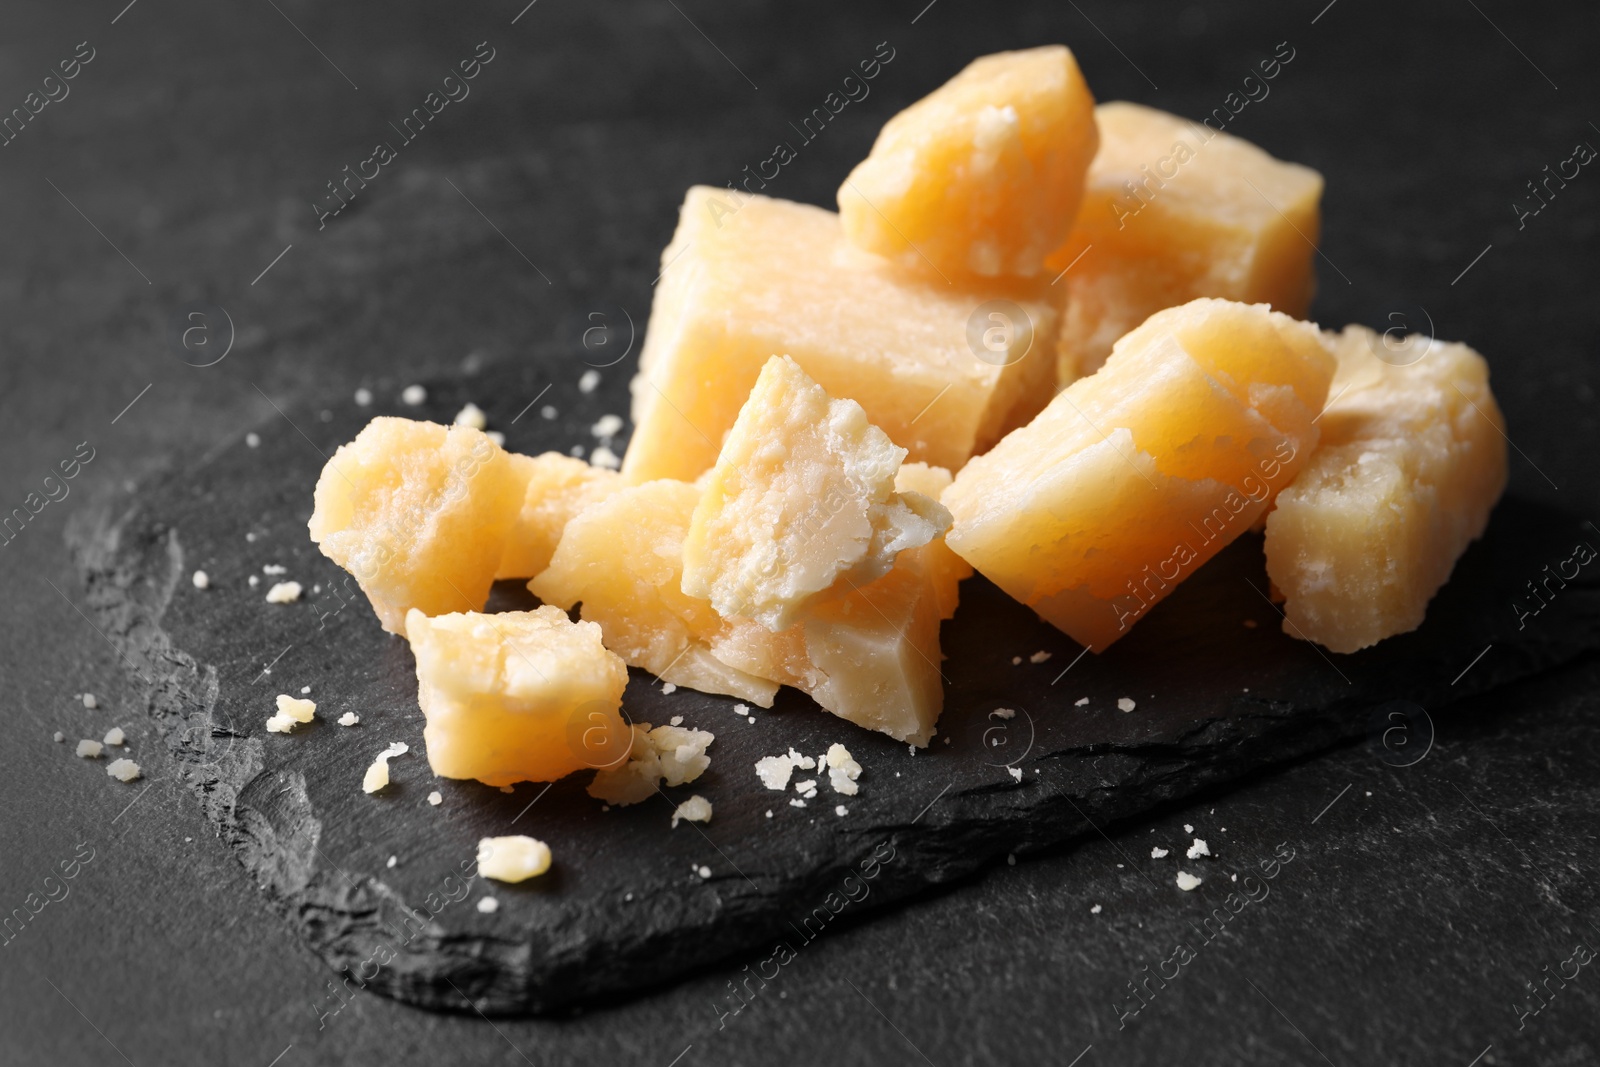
[106,758,142,782]
[477,835,552,882]
[671,795,713,827]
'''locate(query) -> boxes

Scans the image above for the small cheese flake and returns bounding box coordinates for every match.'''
[1075,697,1089,706]
[794,778,817,795]
[1151,846,1169,859]
[300,685,311,694]
[1011,656,1022,665]
[1117,697,1136,713]
[697,865,712,879]
[541,404,558,420]
[268,694,317,735]
[1176,871,1202,891]
[76,740,104,758]
[53,731,65,743]
[1183,824,1194,833]
[992,707,1016,720]
[362,741,410,793]
[1186,838,1211,860]
[591,414,624,439]
[192,570,210,589]
[756,755,795,791]
[662,684,679,696]
[265,581,303,604]
[765,810,773,818]
[248,575,260,588]
[354,387,373,406]
[835,805,848,817]
[1008,766,1023,782]
[669,715,683,727]
[671,795,713,827]
[454,402,488,430]
[428,790,442,806]
[578,370,601,393]
[789,798,806,808]
[262,564,287,576]
[789,749,815,770]
[401,384,427,405]
[106,758,142,782]
[588,724,715,806]
[1029,650,1052,663]
[590,445,621,470]
[477,896,500,914]
[245,432,261,448]
[733,703,750,717]
[337,712,360,727]
[103,727,126,746]
[1090,904,1103,914]
[386,855,397,868]
[477,835,552,882]
[82,694,97,710]
[245,532,257,542]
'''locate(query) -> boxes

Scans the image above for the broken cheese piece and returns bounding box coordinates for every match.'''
[309,417,522,636]
[588,723,715,807]
[682,355,951,632]
[839,45,1099,280]
[362,741,409,794]
[477,835,552,882]
[1263,325,1509,652]
[945,299,1334,652]
[406,606,630,787]
[496,451,626,579]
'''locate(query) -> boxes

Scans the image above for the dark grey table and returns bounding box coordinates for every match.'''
[2,1,1597,1063]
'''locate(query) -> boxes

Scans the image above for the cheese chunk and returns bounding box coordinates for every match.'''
[945,299,1333,651]
[405,606,631,787]
[496,451,626,579]
[1264,326,1508,652]
[624,187,1056,482]
[477,835,552,882]
[588,722,715,806]
[682,355,951,632]
[1048,102,1324,384]
[309,417,521,636]
[839,45,1098,280]
[529,479,785,706]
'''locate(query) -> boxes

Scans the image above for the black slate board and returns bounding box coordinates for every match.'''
[68,365,1600,1015]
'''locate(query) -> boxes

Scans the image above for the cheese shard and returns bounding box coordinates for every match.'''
[477,835,552,882]
[838,45,1098,280]
[588,723,715,806]
[496,451,626,579]
[1047,102,1324,385]
[309,417,522,636]
[682,355,951,632]
[945,299,1334,652]
[405,606,631,787]
[1264,325,1509,652]
[529,479,784,706]
[624,187,1056,482]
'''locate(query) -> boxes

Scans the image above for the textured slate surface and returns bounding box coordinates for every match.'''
[66,364,1600,1013]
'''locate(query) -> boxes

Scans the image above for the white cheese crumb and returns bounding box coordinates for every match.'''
[696,865,712,879]
[1091,904,1102,914]
[245,432,261,448]
[103,727,126,746]
[788,748,815,770]
[1029,650,1052,663]
[1075,697,1089,707]
[765,810,773,818]
[77,740,104,758]
[793,778,816,794]
[486,430,505,446]
[589,445,621,470]
[540,404,558,420]
[300,685,311,694]
[1151,847,1169,859]
[401,384,427,405]
[428,790,442,806]
[362,741,409,793]
[477,835,552,882]
[386,855,397,868]
[82,693,98,709]
[1011,656,1022,665]
[1176,871,1202,891]
[992,707,1016,720]
[337,712,359,727]
[262,564,287,575]
[266,694,317,734]
[245,532,257,543]
[671,795,713,827]
[1184,824,1194,833]
[835,805,848,817]
[106,758,142,782]
[578,369,601,393]
[662,684,678,696]
[1117,697,1136,713]
[756,755,794,791]
[669,715,683,727]
[789,798,806,808]
[248,575,260,588]
[733,703,750,717]
[192,570,210,589]
[1186,838,1211,860]
[1008,766,1023,782]
[354,387,373,406]
[265,581,303,604]
[826,744,863,796]
[477,896,500,914]
[53,731,65,743]
[454,402,488,430]
[591,414,624,439]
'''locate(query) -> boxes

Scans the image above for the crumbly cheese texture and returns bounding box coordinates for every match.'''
[588,723,715,806]
[624,187,1056,483]
[362,741,409,794]
[838,46,1099,280]
[308,417,522,636]
[477,835,552,882]
[1264,325,1508,652]
[682,356,951,632]
[496,451,627,579]
[106,758,142,782]
[945,299,1334,652]
[671,795,713,827]
[529,479,787,707]
[1047,101,1324,385]
[406,606,631,787]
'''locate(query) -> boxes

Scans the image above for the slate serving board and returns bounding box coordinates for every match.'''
[68,365,1600,1015]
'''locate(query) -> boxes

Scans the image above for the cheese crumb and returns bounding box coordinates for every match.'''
[578,369,601,393]
[789,749,815,770]
[827,744,863,796]
[401,384,427,405]
[697,865,712,879]
[1075,697,1089,706]
[992,707,1016,720]
[789,798,806,808]
[588,724,715,806]
[477,896,500,914]
[591,414,624,439]
[794,778,817,795]
[337,712,359,727]
[1151,846,1169,859]
[266,694,317,734]
[1183,823,1194,833]
[1008,766,1023,782]
[428,791,442,806]
[53,731,65,743]
[354,387,373,406]
[1011,656,1022,665]
[590,445,621,470]
[756,755,794,791]
[245,432,261,448]
[106,758,142,782]
[1090,904,1102,914]
[82,694,97,710]
[1029,650,1052,663]
[1117,697,1136,713]
[362,741,409,793]
[248,575,259,588]
[671,795,713,827]
[1186,838,1211,860]
[454,402,488,430]
[76,740,104,758]
[386,855,397,868]
[541,404,558,420]
[265,581,303,604]
[1176,871,1202,891]
[300,685,311,694]
[262,564,287,576]
[835,805,848,817]
[103,727,126,746]
[733,703,750,717]
[477,835,552,882]
[192,570,210,589]
[662,684,678,696]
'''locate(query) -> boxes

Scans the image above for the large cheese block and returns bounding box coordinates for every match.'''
[944,299,1334,651]
[837,45,1098,280]
[309,417,522,636]
[1048,102,1323,385]
[623,187,1056,482]
[406,606,631,786]
[1264,326,1509,652]
[496,451,625,579]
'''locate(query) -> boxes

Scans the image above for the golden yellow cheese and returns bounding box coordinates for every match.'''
[623,187,1056,482]
[1264,326,1509,652]
[681,355,950,632]
[837,45,1098,280]
[944,299,1333,651]
[309,417,522,636]
[406,605,630,786]
[496,451,626,579]
[1048,101,1323,385]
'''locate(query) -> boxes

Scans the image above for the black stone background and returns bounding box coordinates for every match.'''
[2,0,1598,1064]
